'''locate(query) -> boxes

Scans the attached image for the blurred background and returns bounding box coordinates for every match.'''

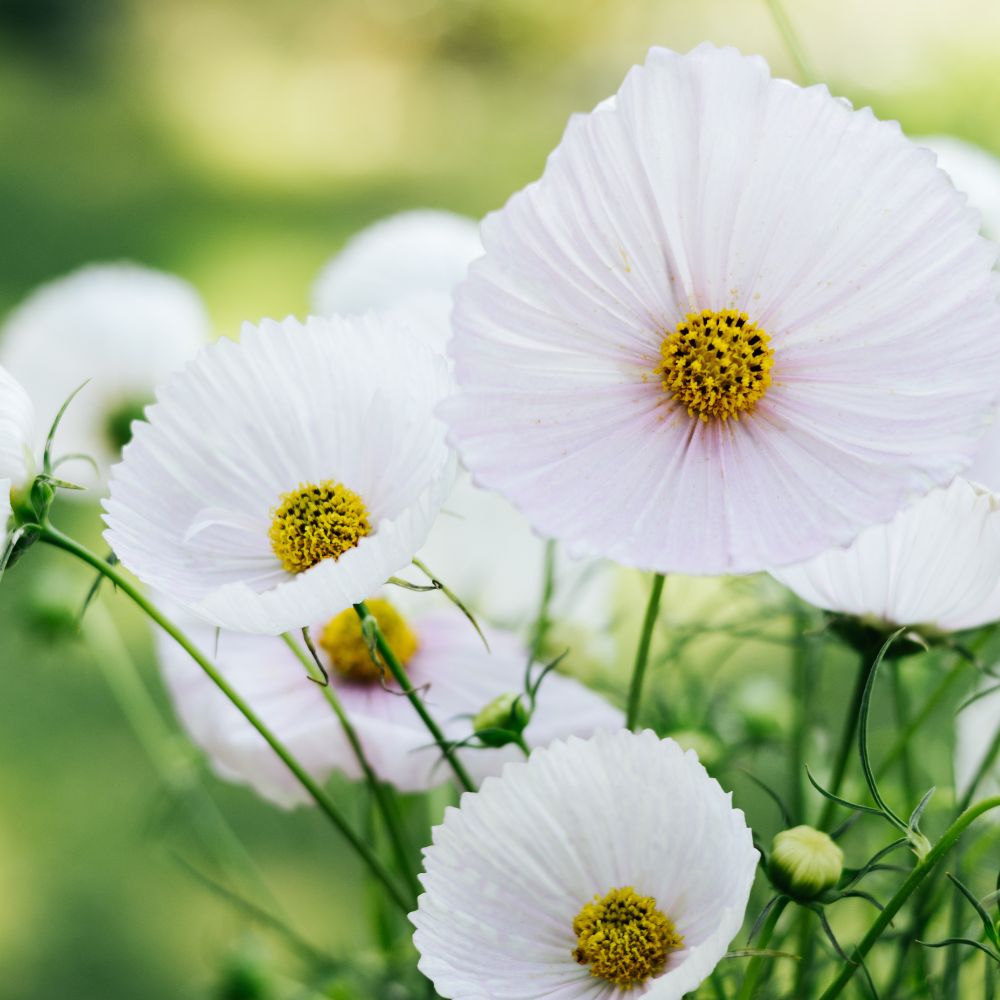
[2,1,1000,997]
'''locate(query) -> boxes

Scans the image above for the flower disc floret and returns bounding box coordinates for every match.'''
[319,598,418,682]
[268,481,371,574]
[573,886,683,987]
[658,310,773,421]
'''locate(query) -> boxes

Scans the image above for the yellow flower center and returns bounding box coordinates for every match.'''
[319,598,419,683]
[657,309,774,421]
[572,886,683,989]
[268,481,371,574]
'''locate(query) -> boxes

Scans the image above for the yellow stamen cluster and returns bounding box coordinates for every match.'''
[657,309,774,421]
[572,886,683,988]
[319,598,419,683]
[268,481,371,574]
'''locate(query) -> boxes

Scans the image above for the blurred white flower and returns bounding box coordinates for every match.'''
[412,729,757,999]
[442,44,1000,575]
[0,263,211,489]
[104,315,455,634]
[918,135,1000,241]
[311,209,481,344]
[772,478,1000,633]
[157,597,623,805]
[955,680,1000,806]
[0,364,36,549]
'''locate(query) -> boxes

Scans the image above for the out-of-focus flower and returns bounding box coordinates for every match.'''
[0,364,36,549]
[104,315,455,634]
[954,680,1000,807]
[769,826,844,901]
[0,264,211,489]
[442,44,1000,576]
[311,209,481,344]
[918,135,1000,241]
[772,478,1000,634]
[157,597,623,804]
[412,730,757,999]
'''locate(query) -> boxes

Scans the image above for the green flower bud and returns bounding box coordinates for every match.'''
[473,692,530,748]
[768,825,844,900]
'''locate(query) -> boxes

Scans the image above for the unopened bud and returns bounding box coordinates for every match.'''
[473,692,529,747]
[769,825,843,900]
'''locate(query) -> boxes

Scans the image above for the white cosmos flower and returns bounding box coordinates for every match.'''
[156,597,623,805]
[312,210,481,342]
[412,729,757,1000]
[104,315,456,634]
[442,44,1000,575]
[1,364,36,547]
[955,680,1000,807]
[0,263,210,488]
[918,135,1000,241]
[771,478,1000,633]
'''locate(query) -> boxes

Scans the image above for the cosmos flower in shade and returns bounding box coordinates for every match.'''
[156,597,624,805]
[771,478,1000,634]
[955,680,1000,808]
[918,135,1000,241]
[0,263,211,488]
[441,43,1000,576]
[411,729,757,999]
[104,315,456,634]
[311,210,482,344]
[0,364,36,547]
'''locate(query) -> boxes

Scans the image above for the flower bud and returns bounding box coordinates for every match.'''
[768,825,843,900]
[473,692,530,748]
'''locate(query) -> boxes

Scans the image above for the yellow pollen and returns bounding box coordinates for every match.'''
[319,598,419,683]
[268,481,371,574]
[656,308,774,421]
[572,886,683,989]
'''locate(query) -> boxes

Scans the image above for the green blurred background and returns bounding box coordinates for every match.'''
[2,1,1000,997]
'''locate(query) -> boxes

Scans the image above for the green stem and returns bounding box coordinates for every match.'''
[281,634,421,904]
[818,648,876,830]
[817,796,1000,1000]
[39,524,411,916]
[958,714,1000,813]
[625,573,666,731]
[890,660,918,807]
[762,0,816,84]
[791,605,816,823]
[736,896,790,1000]
[354,601,475,793]
[530,540,557,663]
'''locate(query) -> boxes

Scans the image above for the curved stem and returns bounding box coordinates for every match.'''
[39,524,411,916]
[736,896,790,1000]
[281,633,420,904]
[529,540,557,663]
[625,573,666,731]
[817,796,1000,1000]
[354,601,475,793]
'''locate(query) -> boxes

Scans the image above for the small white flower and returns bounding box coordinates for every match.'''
[442,44,1000,575]
[772,478,1000,633]
[0,364,36,547]
[156,597,624,805]
[104,314,456,634]
[311,210,481,343]
[918,135,1000,241]
[0,263,211,487]
[413,730,757,1000]
[955,680,1000,807]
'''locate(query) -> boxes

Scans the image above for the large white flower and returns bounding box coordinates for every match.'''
[771,478,1000,633]
[412,729,757,999]
[104,315,456,633]
[311,210,481,342]
[918,135,1000,241]
[442,44,1000,575]
[0,364,36,548]
[0,263,210,488]
[955,680,1000,807]
[157,596,623,806]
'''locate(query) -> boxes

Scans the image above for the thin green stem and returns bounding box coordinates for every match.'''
[39,524,411,916]
[530,540,557,663]
[625,573,666,731]
[817,796,1000,1000]
[958,716,1000,813]
[818,648,876,830]
[791,605,817,824]
[762,0,816,84]
[736,896,790,1000]
[281,634,421,904]
[354,601,475,793]
[890,660,918,807]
